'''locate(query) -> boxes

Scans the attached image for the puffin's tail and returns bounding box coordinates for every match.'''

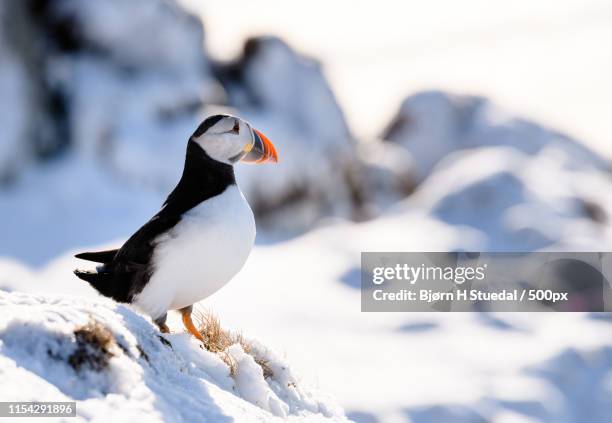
[74,249,118,296]
[73,269,113,296]
[73,269,101,283]
[75,249,118,264]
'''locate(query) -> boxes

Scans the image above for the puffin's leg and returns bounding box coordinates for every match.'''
[180,305,204,342]
[154,313,170,333]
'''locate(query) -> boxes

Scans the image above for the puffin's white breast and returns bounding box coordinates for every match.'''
[133,185,255,318]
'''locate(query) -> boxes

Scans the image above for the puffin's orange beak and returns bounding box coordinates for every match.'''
[242,129,279,164]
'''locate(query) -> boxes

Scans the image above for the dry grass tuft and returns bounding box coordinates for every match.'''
[68,320,116,372]
[194,310,273,379]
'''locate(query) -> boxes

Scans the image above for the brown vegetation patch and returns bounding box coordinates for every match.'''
[68,320,116,372]
[194,310,273,379]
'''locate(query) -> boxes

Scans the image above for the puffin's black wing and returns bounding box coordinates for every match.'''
[74,213,181,303]
[111,214,181,266]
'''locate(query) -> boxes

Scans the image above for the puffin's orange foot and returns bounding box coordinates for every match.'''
[181,306,204,342]
[154,313,170,333]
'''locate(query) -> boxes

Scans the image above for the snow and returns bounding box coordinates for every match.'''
[3,203,612,421]
[0,291,347,422]
[208,225,612,422]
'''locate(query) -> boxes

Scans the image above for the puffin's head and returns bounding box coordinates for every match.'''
[190,114,278,165]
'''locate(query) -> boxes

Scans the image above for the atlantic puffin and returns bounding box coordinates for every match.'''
[74,114,278,341]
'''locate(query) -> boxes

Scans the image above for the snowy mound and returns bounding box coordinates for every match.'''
[384,91,611,182]
[0,291,347,422]
[403,146,612,250]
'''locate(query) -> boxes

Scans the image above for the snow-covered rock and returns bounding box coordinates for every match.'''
[43,0,223,186]
[402,145,612,250]
[383,91,610,182]
[0,290,347,422]
[0,2,32,183]
[348,141,417,220]
[0,0,223,187]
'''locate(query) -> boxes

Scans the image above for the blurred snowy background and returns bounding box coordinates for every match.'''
[1,0,612,422]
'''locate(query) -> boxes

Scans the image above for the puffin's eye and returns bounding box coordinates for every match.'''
[231,120,240,134]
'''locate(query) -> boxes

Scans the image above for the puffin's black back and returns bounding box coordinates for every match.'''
[74,136,236,303]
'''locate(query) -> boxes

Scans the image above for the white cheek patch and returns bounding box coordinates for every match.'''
[193,129,253,164]
[194,133,239,164]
